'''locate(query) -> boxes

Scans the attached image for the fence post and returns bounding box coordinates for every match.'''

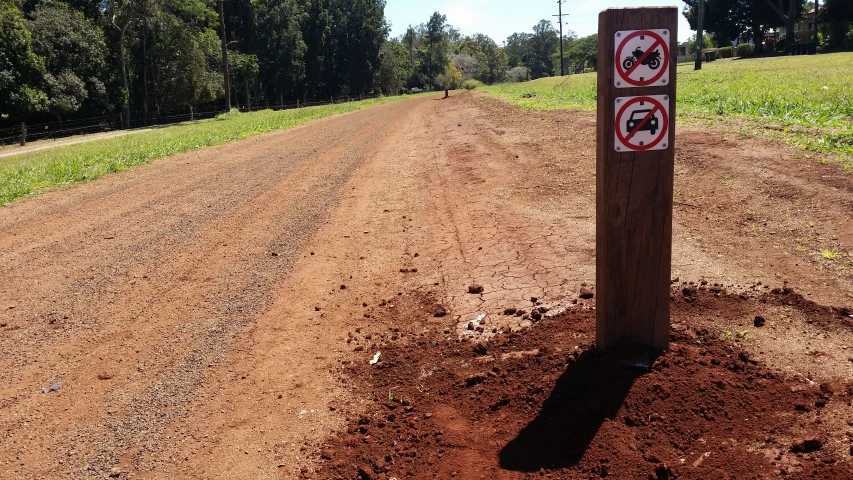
[20,122,26,147]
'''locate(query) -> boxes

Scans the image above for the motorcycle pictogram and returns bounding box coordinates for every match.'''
[622,47,662,71]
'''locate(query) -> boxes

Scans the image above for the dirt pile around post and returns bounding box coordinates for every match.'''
[314,289,853,480]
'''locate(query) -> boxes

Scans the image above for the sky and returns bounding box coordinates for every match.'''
[385,0,694,44]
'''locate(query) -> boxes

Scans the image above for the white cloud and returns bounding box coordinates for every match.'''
[444,5,478,29]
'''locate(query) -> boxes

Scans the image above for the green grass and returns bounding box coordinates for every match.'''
[0,94,432,205]
[482,53,853,165]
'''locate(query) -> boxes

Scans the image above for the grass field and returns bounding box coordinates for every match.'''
[0,94,433,205]
[482,53,853,165]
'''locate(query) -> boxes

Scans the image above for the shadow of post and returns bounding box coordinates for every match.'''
[499,346,653,471]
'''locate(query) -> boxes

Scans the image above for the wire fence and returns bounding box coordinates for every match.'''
[0,92,384,147]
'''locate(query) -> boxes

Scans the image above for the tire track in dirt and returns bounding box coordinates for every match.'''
[0,98,431,479]
[314,92,853,479]
[2,90,852,480]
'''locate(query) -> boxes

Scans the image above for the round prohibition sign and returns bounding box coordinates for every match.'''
[615,30,669,87]
[615,96,669,151]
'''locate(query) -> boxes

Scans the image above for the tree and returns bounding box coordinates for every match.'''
[0,0,396,131]
[229,51,259,109]
[107,0,133,127]
[822,0,853,47]
[686,33,714,53]
[504,32,531,68]
[683,0,751,44]
[403,25,416,68]
[529,20,558,79]
[682,0,784,54]
[28,2,108,119]
[146,0,222,116]
[253,0,307,103]
[422,12,449,84]
[503,22,559,79]
[435,63,461,98]
[506,66,529,82]
[376,40,408,95]
[331,0,387,96]
[566,34,597,72]
[0,0,47,121]
[450,53,480,82]
[472,34,507,84]
[765,0,806,43]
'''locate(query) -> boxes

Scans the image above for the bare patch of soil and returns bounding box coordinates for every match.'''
[317,288,853,480]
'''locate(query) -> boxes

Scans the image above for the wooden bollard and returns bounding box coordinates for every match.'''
[595,7,678,351]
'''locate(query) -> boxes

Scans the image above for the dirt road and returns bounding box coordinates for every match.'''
[1,92,852,479]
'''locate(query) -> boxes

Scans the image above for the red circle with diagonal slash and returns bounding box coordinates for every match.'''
[615,30,669,87]
[614,96,669,151]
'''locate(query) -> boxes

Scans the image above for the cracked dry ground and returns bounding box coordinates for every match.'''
[1,91,852,480]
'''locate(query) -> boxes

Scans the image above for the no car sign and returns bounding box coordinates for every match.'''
[614,95,670,152]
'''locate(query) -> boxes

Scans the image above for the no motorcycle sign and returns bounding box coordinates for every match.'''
[614,95,670,152]
[614,29,671,87]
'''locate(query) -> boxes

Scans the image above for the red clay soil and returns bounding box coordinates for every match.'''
[318,288,853,480]
[3,91,853,479]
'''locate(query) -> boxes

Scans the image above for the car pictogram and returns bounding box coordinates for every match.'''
[625,109,658,136]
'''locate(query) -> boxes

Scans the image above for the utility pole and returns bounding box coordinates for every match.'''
[218,0,231,111]
[694,0,704,70]
[553,0,569,76]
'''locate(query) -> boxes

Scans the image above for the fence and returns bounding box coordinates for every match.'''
[0,92,384,147]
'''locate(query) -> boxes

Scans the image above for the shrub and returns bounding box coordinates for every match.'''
[686,33,713,54]
[462,79,484,90]
[215,108,242,120]
[506,66,530,83]
[717,46,734,58]
[736,43,755,57]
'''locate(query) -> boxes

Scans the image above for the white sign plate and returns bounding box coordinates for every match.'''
[614,95,670,152]
[614,29,671,88]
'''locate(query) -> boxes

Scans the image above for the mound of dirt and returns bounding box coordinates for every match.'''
[315,289,853,480]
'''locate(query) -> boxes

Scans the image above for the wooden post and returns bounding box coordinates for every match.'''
[20,122,26,147]
[596,7,678,351]
[695,0,704,70]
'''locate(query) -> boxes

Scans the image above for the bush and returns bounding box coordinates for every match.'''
[686,33,714,54]
[506,66,530,83]
[717,46,734,58]
[215,108,242,120]
[462,79,484,90]
[736,43,755,57]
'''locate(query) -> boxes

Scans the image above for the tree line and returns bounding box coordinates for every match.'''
[1,1,597,130]
[681,0,853,52]
[382,13,598,93]
[1,0,388,128]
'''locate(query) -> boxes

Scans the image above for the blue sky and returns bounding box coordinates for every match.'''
[385,0,694,44]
